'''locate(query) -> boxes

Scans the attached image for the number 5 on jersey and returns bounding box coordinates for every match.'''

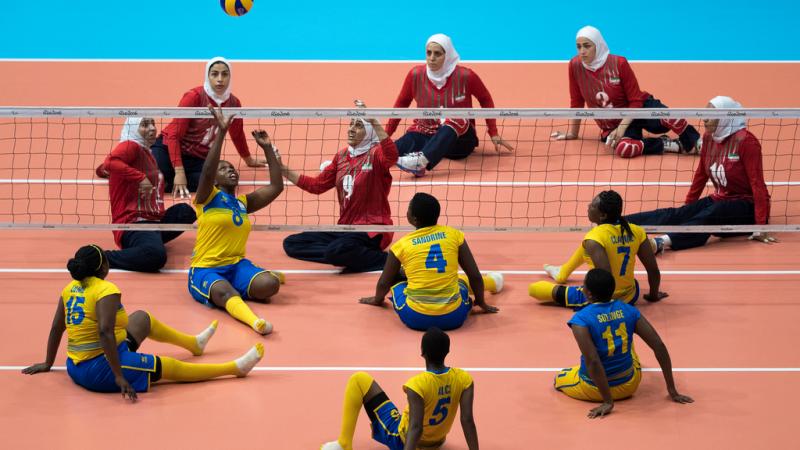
[425,244,447,273]
[429,396,451,425]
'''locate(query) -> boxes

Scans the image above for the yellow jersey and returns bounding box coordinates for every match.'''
[192,186,251,268]
[398,367,474,447]
[583,222,647,302]
[61,277,127,364]
[391,225,465,315]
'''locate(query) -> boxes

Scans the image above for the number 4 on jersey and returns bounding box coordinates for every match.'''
[425,244,447,273]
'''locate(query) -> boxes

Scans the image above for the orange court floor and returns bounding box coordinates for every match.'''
[1,61,799,449]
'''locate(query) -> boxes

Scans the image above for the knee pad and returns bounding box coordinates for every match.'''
[615,138,644,158]
[659,118,688,135]
[442,118,469,137]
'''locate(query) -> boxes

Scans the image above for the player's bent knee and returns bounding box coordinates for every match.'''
[350,371,375,393]
[615,138,643,158]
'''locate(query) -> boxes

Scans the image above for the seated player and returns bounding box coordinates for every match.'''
[360,192,501,331]
[188,106,284,335]
[555,268,693,418]
[530,190,666,307]
[23,244,264,400]
[321,327,480,450]
[387,33,514,177]
[151,57,266,198]
[551,26,700,157]
[626,95,776,252]
[282,101,397,273]
[98,117,196,272]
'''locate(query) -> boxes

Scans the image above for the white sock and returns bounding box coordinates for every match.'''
[193,320,218,356]
[320,442,345,450]
[235,343,265,376]
[543,264,561,280]
[252,318,273,335]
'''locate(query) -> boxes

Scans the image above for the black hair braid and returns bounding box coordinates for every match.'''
[597,190,632,238]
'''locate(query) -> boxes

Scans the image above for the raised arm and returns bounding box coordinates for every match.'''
[22,296,66,375]
[356,100,398,168]
[634,315,694,404]
[194,105,236,205]
[636,239,667,302]
[245,130,284,213]
[571,325,614,418]
[359,251,401,306]
[402,388,425,450]
[459,384,479,450]
[458,241,498,313]
[96,293,137,402]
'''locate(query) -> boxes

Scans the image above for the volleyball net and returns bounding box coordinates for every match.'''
[1,107,799,233]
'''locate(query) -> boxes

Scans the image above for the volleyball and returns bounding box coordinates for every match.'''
[220,0,253,17]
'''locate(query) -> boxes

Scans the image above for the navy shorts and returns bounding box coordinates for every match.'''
[368,398,405,450]
[391,280,472,331]
[188,258,267,306]
[66,341,157,393]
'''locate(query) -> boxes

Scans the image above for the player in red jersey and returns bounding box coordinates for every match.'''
[551,26,700,158]
[151,57,266,198]
[281,101,398,273]
[388,33,514,177]
[626,96,777,251]
[99,118,196,272]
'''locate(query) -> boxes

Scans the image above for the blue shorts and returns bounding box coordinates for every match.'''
[369,398,405,450]
[391,280,472,331]
[567,279,640,309]
[66,341,157,393]
[188,258,266,306]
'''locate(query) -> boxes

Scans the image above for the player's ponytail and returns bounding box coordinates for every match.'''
[597,190,632,239]
[67,245,106,282]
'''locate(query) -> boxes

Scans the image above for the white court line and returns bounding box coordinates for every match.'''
[0,268,798,276]
[2,179,799,187]
[2,365,798,373]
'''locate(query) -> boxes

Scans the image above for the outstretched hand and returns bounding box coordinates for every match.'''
[22,362,52,375]
[208,105,235,133]
[750,232,778,244]
[359,296,385,307]
[588,402,614,418]
[643,291,669,302]
[491,135,514,152]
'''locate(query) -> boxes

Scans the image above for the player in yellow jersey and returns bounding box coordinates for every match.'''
[529,190,666,308]
[23,245,264,400]
[556,269,693,418]
[360,192,501,330]
[322,327,479,450]
[188,106,285,335]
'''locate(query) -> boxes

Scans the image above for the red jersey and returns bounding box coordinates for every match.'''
[160,86,251,167]
[568,55,650,132]
[385,65,498,138]
[104,141,166,247]
[296,138,398,248]
[685,129,771,224]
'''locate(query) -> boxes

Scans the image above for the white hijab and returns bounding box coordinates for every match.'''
[576,26,610,72]
[348,119,380,157]
[426,34,460,89]
[709,96,747,143]
[119,117,149,149]
[204,56,232,105]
